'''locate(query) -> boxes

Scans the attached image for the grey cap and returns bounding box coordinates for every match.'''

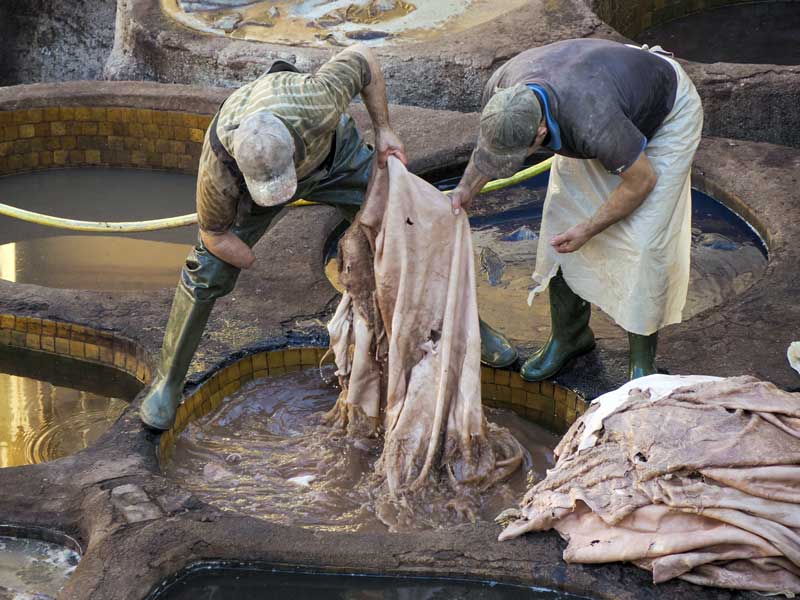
[233,111,297,207]
[473,84,541,178]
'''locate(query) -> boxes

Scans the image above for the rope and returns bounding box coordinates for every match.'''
[0,157,553,232]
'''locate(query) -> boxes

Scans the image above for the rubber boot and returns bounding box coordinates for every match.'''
[139,285,215,431]
[628,331,658,380]
[480,318,518,368]
[521,271,595,381]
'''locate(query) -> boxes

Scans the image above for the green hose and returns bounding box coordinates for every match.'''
[0,157,553,233]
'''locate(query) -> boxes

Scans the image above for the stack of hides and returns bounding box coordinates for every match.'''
[500,374,800,596]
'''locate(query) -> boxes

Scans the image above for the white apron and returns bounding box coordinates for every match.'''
[529,48,704,336]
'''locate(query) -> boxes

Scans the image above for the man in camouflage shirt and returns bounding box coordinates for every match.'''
[140,44,517,430]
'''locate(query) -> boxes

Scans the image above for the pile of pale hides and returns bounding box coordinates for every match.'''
[326,157,522,528]
[499,374,800,596]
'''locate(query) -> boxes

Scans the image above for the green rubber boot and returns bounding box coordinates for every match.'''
[521,271,595,381]
[480,318,518,368]
[139,285,215,431]
[628,331,658,380]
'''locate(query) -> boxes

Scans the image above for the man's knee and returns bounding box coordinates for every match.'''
[180,246,241,302]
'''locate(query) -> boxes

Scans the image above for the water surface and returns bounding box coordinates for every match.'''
[164,367,559,532]
[152,568,582,600]
[0,346,141,467]
[0,168,196,290]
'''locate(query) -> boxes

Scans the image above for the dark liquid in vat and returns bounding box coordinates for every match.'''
[152,569,584,600]
[638,2,800,65]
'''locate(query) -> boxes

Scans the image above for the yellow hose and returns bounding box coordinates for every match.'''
[0,157,553,232]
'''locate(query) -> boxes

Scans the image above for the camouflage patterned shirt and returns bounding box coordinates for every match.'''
[196,50,371,233]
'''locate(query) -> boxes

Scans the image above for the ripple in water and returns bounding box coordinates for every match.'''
[0,346,138,468]
[164,367,559,532]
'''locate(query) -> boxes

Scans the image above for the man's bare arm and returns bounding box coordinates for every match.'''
[450,159,490,215]
[345,44,407,168]
[551,153,658,253]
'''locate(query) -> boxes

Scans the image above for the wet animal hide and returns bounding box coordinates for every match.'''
[326,157,522,527]
[499,375,800,596]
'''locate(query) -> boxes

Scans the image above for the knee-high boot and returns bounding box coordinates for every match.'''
[520,270,595,381]
[628,331,658,380]
[139,285,215,430]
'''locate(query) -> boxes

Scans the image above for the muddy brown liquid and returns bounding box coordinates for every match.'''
[0,168,197,290]
[164,367,559,532]
[0,346,141,467]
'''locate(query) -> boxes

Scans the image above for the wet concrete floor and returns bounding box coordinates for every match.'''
[638,1,800,65]
[151,568,582,600]
[164,366,560,532]
[0,168,196,290]
[0,345,142,467]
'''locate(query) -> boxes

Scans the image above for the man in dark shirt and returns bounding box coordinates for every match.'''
[451,39,703,382]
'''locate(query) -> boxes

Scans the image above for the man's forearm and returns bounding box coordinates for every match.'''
[585,182,649,236]
[348,44,391,130]
[586,153,657,236]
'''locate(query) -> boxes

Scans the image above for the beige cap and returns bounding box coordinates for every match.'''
[233,111,298,207]
[473,84,541,178]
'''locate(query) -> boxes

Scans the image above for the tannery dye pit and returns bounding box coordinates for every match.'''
[0,345,141,467]
[0,168,196,290]
[149,567,584,599]
[1,1,799,593]
[638,1,800,65]
[162,0,531,47]
[163,366,559,532]
[327,171,768,345]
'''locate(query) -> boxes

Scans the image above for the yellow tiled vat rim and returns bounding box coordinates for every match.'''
[158,347,587,463]
[0,106,212,176]
[0,313,152,384]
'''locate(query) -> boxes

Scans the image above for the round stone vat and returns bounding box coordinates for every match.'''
[0,82,227,293]
[0,524,81,599]
[147,564,589,599]
[158,347,584,531]
[0,342,142,467]
[0,313,153,466]
[0,168,196,290]
[326,168,768,349]
[162,0,531,48]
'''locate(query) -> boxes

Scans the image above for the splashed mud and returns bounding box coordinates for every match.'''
[164,367,558,532]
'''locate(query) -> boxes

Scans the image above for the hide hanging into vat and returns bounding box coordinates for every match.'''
[326,157,523,527]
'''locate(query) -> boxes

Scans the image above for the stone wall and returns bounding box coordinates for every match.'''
[0,0,117,85]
